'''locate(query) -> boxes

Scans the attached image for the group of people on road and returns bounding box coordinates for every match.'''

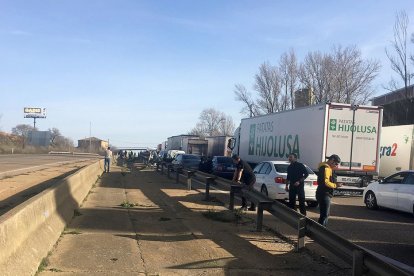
[232,152,342,227]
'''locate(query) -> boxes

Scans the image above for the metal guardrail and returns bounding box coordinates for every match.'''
[155,162,413,276]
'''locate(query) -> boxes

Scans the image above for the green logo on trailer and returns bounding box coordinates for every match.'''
[329,119,337,131]
[248,124,256,155]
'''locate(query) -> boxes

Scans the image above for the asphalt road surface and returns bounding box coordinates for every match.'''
[305,195,414,267]
[0,153,99,173]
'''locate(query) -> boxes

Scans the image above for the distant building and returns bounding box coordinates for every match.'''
[78,137,108,152]
[294,88,314,108]
[27,131,51,147]
[371,85,414,126]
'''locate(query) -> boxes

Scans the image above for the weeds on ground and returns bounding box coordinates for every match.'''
[202,209,242,223]
[63,229,82,235]
[35,251,52,274]
[73,209,82,216]
[120,200,135,208]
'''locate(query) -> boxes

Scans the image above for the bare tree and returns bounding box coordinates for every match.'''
[383,10,414,125]
[218,115,235,136]
[385,10,413,91]
[189,108,235,137]
[299,46,379,104]
[280,48,298,109]
[299,51,334,103]
[254,62,282,113]
[11,124,36,148]
[331,45,380,104]
[234,84,259,117]
[49,127,61,146]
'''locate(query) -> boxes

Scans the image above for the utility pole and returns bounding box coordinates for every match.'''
[89,122,91,153]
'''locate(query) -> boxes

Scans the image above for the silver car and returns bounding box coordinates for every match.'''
[253,161,318,207]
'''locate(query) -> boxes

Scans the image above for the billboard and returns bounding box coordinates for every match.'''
[24,107,47,118]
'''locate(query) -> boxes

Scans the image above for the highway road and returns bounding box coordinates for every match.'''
[0,153,99,173]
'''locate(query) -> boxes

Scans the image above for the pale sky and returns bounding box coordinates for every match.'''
[1,1,413,148]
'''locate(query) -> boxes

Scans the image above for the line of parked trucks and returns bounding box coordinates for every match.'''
[161,102,414,187]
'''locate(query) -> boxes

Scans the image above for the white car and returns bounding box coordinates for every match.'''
[363,170,414,215]
[253,161,318,207]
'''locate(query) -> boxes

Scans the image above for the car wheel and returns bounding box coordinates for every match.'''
[365,191,378,210]
[261,185,268,197]
[306,201,318,208]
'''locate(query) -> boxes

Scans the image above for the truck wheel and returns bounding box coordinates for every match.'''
[365,191,378,210]
[306,201,318,208]
[261,185,268,197]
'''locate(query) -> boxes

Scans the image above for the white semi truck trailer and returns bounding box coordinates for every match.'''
[379,124,414,178]
[229,103,383,186]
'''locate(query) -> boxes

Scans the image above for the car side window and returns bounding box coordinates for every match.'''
[259,163,270,174]
[253,163,263,174]
[383,172,407,184]
[403,174,414,185]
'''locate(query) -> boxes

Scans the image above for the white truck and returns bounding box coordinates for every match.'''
[379,124,414,177]
[229,103,383,187]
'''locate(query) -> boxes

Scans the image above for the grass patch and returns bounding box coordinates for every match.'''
[120,200,135,208]
[36,251,52,274]
[73,209,82,216]
[49,268,63,272]
[202,209,242,223]
[64,229,82,235]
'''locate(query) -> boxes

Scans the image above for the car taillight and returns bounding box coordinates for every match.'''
[313,181,318,186]
[274,177,285,184]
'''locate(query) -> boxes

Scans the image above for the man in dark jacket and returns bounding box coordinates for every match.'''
[316,154,342,226]
[285,153,309,215]
[232,154,256,211]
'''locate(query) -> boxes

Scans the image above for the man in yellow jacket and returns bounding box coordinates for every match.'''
[316,154,342,226]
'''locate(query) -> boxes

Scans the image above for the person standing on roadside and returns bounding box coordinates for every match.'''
[104,147,113,173]
[285,153,309,215]
[316,154,342,226]
[232,154,256,211]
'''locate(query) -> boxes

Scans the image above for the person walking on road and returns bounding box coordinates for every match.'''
[104,147,113,173]
[285,153,309,216]
[232,154,256,211]
[316,154,342,226]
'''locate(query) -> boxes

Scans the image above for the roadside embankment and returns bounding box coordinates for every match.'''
[0,160,103,276]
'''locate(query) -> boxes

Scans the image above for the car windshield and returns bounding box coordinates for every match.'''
[274,163,315,174]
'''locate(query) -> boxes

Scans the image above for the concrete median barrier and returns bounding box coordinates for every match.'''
[0,160,104,276]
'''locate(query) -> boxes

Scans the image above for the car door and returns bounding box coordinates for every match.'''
[258,162,273,195]
[377,172,407,209]
[253,163,264,191]
[397,173,414,213]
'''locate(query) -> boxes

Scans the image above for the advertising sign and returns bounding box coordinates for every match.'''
[24,107,47,118]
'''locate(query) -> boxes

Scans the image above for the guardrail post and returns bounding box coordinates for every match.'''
[160,163,164,174]
[176,171,179,184]
[256,202,272,232]
[229,185,242,211]
[352,250,364,276]
[204,177,214,200]
[187,171,195,190]
[297,217,306,251]
[156,163,159,172]
[167,164,173,178]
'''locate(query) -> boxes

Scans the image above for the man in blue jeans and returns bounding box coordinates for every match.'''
[316,154,342,226]
[104,147,113,173]
[285,153,309,215]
